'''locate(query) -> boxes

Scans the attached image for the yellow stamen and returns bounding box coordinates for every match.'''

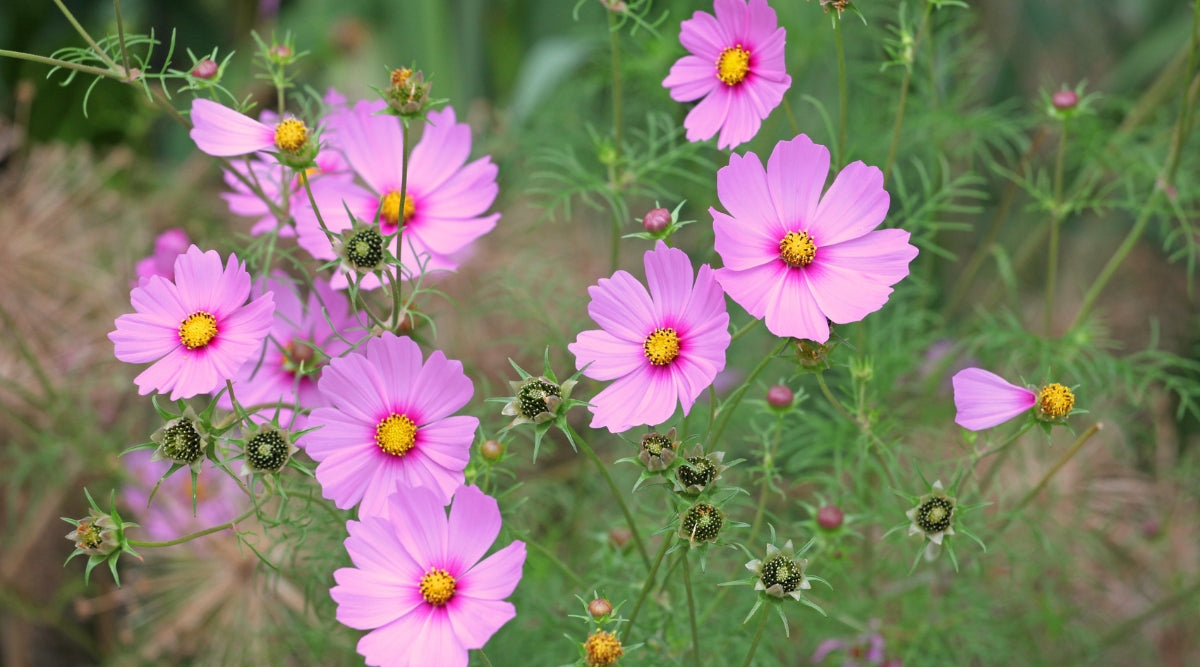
[779,231,817,267]
[273,118,308,154]
[419,568,456,606]
[379,190,416,226]
[178,311,218,349]
[584,629,624,666]
[391,67,413,89]
[643,328,681,366]
[376,413,417,456]
[716,45,751,86]
[1038,383,1074,419]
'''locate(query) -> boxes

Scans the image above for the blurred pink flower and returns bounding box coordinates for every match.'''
[568,241,730,433]
[134,228,190,287]
[951,367,1036,431]
[306,333,478,517]
[331,485,526,667]
[662,0,791,149]
[109,245,275,400]
[120,449,244,544]
[189,99,310,157]
[711,134,918,343]
[293,101,500,288]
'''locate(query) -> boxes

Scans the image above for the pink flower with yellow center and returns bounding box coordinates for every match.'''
[189,98,311,157]
[109,245,275,400]
[952,367,1076,430]
[662,0,791,149]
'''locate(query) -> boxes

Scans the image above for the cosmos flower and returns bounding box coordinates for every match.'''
[568,241,730,433]
[662,0,791,149]
[293,100,500,288]
[134,228,190,287]
[305,333,478,517]
[109,245,275,400]
[711,134,918,343]
[331,485,526,667]
[189,98,312,158]
[951,367,1076,431]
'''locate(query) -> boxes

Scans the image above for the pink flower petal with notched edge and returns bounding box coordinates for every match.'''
[189,99,276,156]
[134,228,190,287]
[331,486,526,667]
[569,242,730,433]
[662,0,791,149]
[712,134,918,342]
[109,245,275,400]
[952,367,1037,431]
[306,334,478,516]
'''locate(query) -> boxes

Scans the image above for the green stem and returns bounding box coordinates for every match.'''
[967,421,1035,496]
[883,1,932,182]
[782,96,800,135]
[1044,122,1068,337]
[682,551,700,664]
[996,423,1102,537]
[129,505,258,548]
[476,650,494,667]
[1067,198,1159,332]
[391,118,414,330]
[524,536,585,588]
[833,17,849,165]
[609,11,623,165]
[705,338,789,452]
[566,424,651,570]
[113,0,130,74]
[0,48,114,78]
[52,0,121,71]
[623,533,671,641]
[747,415,784,547]
[1163,0,1200,185]
[739,605,770,667]
[729,318,762,344]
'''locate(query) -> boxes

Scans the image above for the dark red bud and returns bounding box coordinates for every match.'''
[642,208,671,234]
[817,505,844,530]
[191,58,218,80]
[766,384,794,410]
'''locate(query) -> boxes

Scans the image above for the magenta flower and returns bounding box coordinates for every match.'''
[222,149,349,236]
[109,245,275,400]
[221,274,364,431]
[331,485,526,667]
[951,367,1037,431]
[306,333,479,516]
[662,0,791,149]
[134,228,190,287]
[293,101,500,288]
[711,134,918,343]
[568,241,730,433]
[189,98,310,157]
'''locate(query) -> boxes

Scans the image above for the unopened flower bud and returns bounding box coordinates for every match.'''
[270,45,293,60]
[65,510,119,556]
[334,226,386,274]
[587,597,613,619]
[386,68,433,117]
[191,58,218,80]
[584,629,624,666]
[241,425,297,474]
[1051,89,1078,111]
[766,384,794,410]
[817,504,844,530]
[608,527,632,550]
[642,208,671,234]
[480,439,505,462]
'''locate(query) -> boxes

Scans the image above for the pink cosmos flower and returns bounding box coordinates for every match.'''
[120,449,244,544]
[109,245,276,400]
[568,241,730,433]
[221,274,364,431]
[331,485,526,667]
[711,134,919,343]
[134,228,190,287]
[662,0,791,149]
[306,333,479,517]
[293,101,500,288]
[951,367,1037,431]
[189,98,310,157]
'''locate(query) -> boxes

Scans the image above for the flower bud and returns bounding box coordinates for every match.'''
[65,510,120,557]
[151,407,210,467]
[191,58,218,80]
[334,225,386,275]
[584,629,624,666]
[766,384,794,410]
[587,597,613,619]
[679,502,725,546]
[638,428,679,471]
[386,68,433,117]
[817,504,844,530]
[270,45,293,60]
[608,527,632,551]
[1051,89,1078,111]
[642,208,671,234]
[480,439,505,462]
[241,425,297,474]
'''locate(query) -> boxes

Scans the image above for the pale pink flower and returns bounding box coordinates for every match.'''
[331,485,526,667]
[189,98,310,157]
[306,333,478,517]
[951,367,1037,431]
[662,0,791,149]
[568,241,730,433]
[134,228,190,287]
[109,246,275,400]
[712,134,918,343]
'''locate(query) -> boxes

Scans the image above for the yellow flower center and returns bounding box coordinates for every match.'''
[643,327,681,366]
[1038,383,1074,419]
[375,413,417,456]
[779,231,817,267]
[391,67,413,89]
[178,311,218,349]
[273,118,309,154]
[419,568,456,606]
[716,44,751,86]
[380,190,417,226]
[584,629,624,667]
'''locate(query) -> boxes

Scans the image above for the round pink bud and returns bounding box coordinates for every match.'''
[816,505,844,530]
[766,384,794,410]
[588,598,613,619]
[480,439,504,462]
[642,208,671,234]
[191,58,218,80]
[1051,89,1078,111]
[270,45,293,59]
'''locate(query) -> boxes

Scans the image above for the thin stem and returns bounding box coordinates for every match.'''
[0,49,113,79]
[1163,0,1200,185]
[815,371,854,424]
[113,0,130,74]
[705,338,789,452]
[747,415,784,546]
[883,1,932,181]
[525,537,585,588]
[729,318,762,344]
[566,424,651,570]
[966,421,1035,496]
[996,423,1102,537]
[1044,123,1068,337]
[739,605,770,667]
[782,96,800,135]
[682,551,701,664]
[623,533,671,640]
[129,505,258,548]
[391,119,414,330]
[833,17,849,165]
[1068,199,1159,332]
[476,650,494,667]
[608,11,623,166]
[52,0,121,71]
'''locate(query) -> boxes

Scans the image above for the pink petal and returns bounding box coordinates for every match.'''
[332,567,422,629]
[584,271,657,343]
[952,368,1037,431]
[716,151,778,231]
[568,329,643,381]
[663,56,719,102]
[683,83,732,144]
[767,135,828,228]
[765,271,831,342]
[445,485,501,575]
[644,242,696,321]
[711,209,778,271]
[678,10,726,59]
[805,229,917,324]
[189,99,275,156]
[397,608,469,667]
[331,99,401,193]
[809,161,890,246]
[409,107,472,194]
[444,598,517,650]
[458,540,526,602]
[386,487,450,573]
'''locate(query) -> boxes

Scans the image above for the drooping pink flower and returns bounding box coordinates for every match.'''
[568,241,730,434]
[134,228,190,287]
[293,101,500,288]
[306,333,478,516]
[951,367,1037,431]
[331,485,526,667]
[662,0,791,149]
[120,449,244,544]
[220,274,364,431]
[711,134,918,343]
[189,98,310,157]
[109,245,275,400]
